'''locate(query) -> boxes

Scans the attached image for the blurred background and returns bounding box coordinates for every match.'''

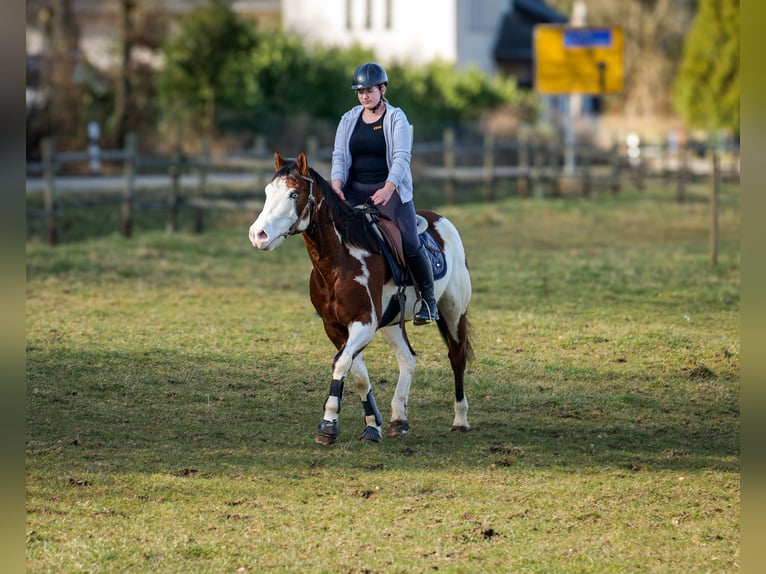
[25,0,739,161]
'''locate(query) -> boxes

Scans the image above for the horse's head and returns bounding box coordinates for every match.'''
[249,152,315,251]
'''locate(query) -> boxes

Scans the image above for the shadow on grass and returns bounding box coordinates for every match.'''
[26,345,739,479]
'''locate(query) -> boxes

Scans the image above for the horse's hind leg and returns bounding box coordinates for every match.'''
[436,311,471,432]
[380,325,416,437]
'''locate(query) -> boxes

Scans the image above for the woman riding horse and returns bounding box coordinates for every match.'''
[249,153,473,444]
[330,62,439,325]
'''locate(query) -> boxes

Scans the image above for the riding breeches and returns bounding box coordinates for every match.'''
[346,180,420,256]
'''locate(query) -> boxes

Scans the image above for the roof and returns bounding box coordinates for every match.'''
[494,0,568,61]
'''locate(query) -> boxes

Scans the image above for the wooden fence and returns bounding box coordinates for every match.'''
[27,134,289,246]
[27,130,739,253]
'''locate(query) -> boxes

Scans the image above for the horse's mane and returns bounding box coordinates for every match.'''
[274,162,381,253]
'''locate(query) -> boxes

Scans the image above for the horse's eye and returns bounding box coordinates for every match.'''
[290,191,299,200]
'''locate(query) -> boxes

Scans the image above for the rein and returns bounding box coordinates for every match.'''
[280,175,379,238]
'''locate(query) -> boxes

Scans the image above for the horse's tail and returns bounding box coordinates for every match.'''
[464,314,474,362]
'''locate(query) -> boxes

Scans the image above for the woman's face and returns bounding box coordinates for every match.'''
[357,85,385,110]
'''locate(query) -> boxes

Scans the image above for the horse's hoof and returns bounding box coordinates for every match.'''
[315,419,340,445]
[389,420,410,437]
[451,424,470,432]
[359,426,382,442]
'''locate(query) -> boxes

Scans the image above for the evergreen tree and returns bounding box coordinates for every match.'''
[672,0,739,135]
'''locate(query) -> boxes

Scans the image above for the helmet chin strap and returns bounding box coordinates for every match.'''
[370,86,385,113]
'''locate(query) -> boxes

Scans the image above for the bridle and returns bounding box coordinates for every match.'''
[279,174,315,238]
[278,173,335,239]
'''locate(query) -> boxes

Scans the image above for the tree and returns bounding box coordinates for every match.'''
[383,60,534,138]
[157,9,534,146]
[113,0,136,146]
[44,0,84,148]
[545,0,699,118]
[672,0,739,135]
[157,0,257,135]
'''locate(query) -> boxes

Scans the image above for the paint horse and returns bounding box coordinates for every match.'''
[249,152,472,445]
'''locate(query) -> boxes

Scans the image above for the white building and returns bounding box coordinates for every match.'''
[27,1,565,81]
[280,0,509,76]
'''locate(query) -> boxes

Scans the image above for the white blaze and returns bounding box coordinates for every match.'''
[249,178,302,250]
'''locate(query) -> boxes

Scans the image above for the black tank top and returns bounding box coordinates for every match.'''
[349,110,388,183]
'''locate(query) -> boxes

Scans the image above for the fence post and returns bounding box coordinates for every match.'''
[660,141,671,189]
[517,130,529,199]
[676,141,688,203]
[533,136,544,198]
[306,135,319,163]
[254,135,266,155]
[547,138,560,197]
[581,144,592,197]
[710,149,720,266]
[41,138,58,246]
[195,139,209,234]
[253,135,267,195]
[483,131,495,201]
[609,141,621,194]
[121,132,136,238]
[636,149,646,191]
[166,144,182,233]
[443,128,455,205]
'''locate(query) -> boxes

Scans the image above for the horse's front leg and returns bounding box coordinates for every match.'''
[315,320,378,445]
[349,354,383,442]
[315,376,344,445]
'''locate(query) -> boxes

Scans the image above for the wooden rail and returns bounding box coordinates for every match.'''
[27,131,739,258]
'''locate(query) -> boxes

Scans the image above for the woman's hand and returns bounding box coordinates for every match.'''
[331,179,346,201]
[371,182,396,206]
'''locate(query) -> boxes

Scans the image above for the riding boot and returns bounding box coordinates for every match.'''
[407,245,440,325]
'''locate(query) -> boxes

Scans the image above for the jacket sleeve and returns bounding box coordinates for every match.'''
[331,107,360,184]
[386,108,412,191]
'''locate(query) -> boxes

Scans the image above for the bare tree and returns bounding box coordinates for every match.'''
[546,0,698,118]
[113,0,136,146]
[45,0,83,148]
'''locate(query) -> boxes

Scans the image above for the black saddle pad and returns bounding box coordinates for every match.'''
[379,230,447,287]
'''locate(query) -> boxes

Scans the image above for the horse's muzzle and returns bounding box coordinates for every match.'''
[249,226,267,249]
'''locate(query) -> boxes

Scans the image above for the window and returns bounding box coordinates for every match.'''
[366,0,373,29]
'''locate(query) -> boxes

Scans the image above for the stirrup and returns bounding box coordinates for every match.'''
[413,300,439,325]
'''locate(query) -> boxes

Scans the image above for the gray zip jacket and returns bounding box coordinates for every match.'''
[331,103,414,203]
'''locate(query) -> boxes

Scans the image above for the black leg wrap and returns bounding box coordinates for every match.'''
[316,379,345,445]
[362,390,383,427]
[324,378,344,413]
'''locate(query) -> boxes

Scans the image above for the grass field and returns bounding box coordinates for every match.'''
[26,183,740,572]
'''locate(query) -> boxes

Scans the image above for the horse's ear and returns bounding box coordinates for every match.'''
[274,152,287,170]
[296,152,310,177]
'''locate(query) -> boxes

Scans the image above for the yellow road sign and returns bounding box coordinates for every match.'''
[534,25,624,94]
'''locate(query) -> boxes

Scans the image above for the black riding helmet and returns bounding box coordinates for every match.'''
[350,62,388,90]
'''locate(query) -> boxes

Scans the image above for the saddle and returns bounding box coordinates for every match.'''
[363,209,447,328]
